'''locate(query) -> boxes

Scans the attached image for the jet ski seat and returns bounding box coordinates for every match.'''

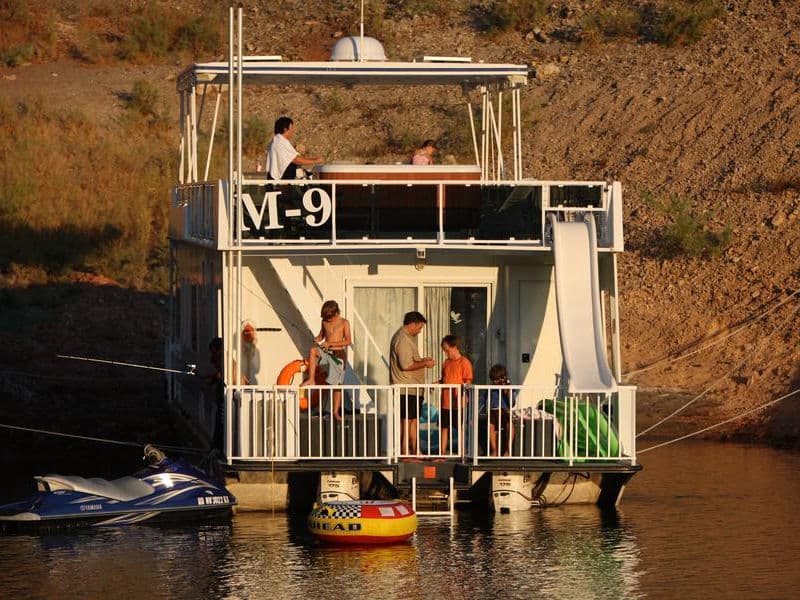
[36,475,155,502]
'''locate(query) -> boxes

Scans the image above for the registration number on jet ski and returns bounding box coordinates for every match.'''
[196,496,230,505]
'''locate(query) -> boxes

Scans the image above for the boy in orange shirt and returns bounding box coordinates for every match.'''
[439,335,473,454]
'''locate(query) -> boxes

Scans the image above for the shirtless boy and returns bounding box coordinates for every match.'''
[301,300,352,420]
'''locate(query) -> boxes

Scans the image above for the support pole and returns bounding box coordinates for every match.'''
[511,88,519,180]
[487,100,504,180]
[516,88,523,179]
[227,5,234,242]
[236,6,244,246]
[204,87,222,181]
[189,85,198,182]
[498,90,503,178]
[480,87,488,180]
[178,91,185,185]
[467,102,480,168]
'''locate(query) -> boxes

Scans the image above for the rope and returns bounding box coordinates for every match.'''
[638,387,800,454]
[636,298,800,438]
[56,355,196,375]
[0,422,209,456]
[624,290,799,378]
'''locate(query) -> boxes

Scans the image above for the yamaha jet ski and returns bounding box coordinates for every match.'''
[0,445,235,531]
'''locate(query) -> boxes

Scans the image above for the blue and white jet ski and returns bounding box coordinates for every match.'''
[0,445,235,530]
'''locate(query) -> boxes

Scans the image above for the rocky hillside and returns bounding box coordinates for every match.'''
[1,0,798,447]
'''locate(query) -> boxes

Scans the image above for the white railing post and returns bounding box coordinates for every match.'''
[225,387,233,464]
[471,385,479,465]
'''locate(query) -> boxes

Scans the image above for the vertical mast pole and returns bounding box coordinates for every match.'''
[227,5,234,244]
[189,84,198,182]
[480,86,487,180]
[235,4,244,390]
[359,0,364,62]
[179,91,185,184]
[511,87,518,180]
[516,87,523,179]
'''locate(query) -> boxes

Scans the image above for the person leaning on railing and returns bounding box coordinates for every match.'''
[478,364,518,457]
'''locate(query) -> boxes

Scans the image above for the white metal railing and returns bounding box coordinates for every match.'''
[170,182,217,242]
[227,384,395,462]
[223,384,637,465]
[466,385,636,465]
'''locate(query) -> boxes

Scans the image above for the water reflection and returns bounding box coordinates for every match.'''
[2,442,799,598]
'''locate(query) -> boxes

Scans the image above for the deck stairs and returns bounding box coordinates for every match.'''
[395,461,471,516]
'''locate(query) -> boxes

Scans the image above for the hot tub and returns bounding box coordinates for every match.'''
[312,163,481,181]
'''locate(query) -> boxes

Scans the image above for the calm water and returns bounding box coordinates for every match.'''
[1,441,799,599]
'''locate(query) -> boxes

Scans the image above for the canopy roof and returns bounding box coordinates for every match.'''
[177,59,530,92]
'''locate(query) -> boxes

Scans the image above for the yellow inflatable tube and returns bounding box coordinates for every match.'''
[308,499,417,544]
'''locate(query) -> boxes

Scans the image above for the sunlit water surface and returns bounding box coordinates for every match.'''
[1,441,799,599]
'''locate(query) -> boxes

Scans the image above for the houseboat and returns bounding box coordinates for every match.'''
[167,7,639,513]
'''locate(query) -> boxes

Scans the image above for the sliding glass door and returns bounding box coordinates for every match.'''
[351,287,416,385]
[424,286,488,385]
[351,284,488,386]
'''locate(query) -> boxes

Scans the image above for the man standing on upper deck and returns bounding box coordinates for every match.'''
[265,116,324,180]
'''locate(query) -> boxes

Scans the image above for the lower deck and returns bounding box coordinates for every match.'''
[212,383,638,511]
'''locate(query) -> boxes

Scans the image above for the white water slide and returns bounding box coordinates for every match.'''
[549,214,617,394]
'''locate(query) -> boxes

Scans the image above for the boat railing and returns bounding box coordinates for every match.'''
[170,181,219,244]
[465,385,637,465]
[224,383,637,466]
[171,178,623,251]
[228,384,396,463]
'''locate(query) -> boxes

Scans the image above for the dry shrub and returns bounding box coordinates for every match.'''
[0,0,58,65]
[642,0,726,47]
[387,0,466,18]
[643,190,731,259]
[472,0,550,34]
[580,6,641,44]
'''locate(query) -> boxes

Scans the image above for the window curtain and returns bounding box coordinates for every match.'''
[352,287,416,385]
[424,286,452,380]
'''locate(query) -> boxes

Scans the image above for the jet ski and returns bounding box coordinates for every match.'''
[0,445,235,531]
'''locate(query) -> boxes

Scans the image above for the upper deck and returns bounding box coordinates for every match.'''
[170,31,626,255]
[170,174,624,253]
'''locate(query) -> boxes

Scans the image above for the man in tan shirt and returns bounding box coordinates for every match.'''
[390,311,435,456]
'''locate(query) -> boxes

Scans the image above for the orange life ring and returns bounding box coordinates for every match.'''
[276,359,306,385]
[276,359,326,411]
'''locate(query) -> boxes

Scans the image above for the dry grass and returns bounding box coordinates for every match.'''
[578,0,726,46]
[1,0,226,66]
[0,94,172,290]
